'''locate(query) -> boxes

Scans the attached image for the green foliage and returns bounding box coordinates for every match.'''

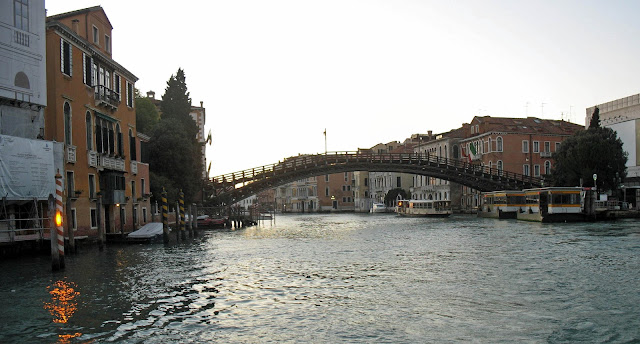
[160,68,197,138]
[589,106,600,129]
[550,126,627,191]
[135,96,160,134]
[384,188,410,206]
[147,69,204,204]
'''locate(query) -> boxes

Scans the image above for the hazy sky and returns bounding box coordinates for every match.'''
[46,0,640,176]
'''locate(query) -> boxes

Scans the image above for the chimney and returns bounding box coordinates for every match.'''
[200,101,203,108]
[428,130,432,139]
[71,19,80,34]
[146,91,155,99]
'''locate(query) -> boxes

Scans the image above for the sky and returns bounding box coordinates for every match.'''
[45,0,640,177]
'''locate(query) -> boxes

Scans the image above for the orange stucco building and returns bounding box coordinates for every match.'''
[44,7,151,237]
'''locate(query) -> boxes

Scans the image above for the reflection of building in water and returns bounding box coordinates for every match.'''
[57,332,82,344]
[43,280,80,324]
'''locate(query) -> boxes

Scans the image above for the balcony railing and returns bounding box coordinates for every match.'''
[95,85,120,110]
[99,155,126,172]
[66,145,76,163]
[88,150,98,167]
[540,151,552,158]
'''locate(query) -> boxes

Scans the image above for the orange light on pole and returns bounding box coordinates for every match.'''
[55,210,63,227]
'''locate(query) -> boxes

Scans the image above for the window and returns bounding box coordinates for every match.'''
[344,172,348,181]
[544,161,551,175]
[522,140,529,153]
[113,74,121,100]
[534,164,540,177]
[496,137,503,152]
[142,207,147,223]
[61,39,72,76]
[325,175,329,182]
[89,174,96,199]
[497,160,503,171]
[325,187,329,197]
[544,141,551,153]
[71,208,77,230]
[85,111,92,150]
[523,164,530,176]
[475,125,479,133]
[533,141,540,153]
[126,81,134,107]
[116,124,123,156]
[397,176,401,188]
[555,142,561,151]
[108,122,114,154]
[131,180,136,201]
[141,178,146,197]
[66,171,75,196]
[64,102,72,145]
[83,53,93,86]
[487,138,492,153]
[129,129,136,160]
[105,35,111,53]
[14,0,29,31]
[364,177,368,186]
[90,208,97,228]
[93,25,99,44]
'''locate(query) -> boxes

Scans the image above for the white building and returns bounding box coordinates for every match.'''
[587,94,640,204]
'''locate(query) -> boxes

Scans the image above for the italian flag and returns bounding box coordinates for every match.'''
[468,143,477,162]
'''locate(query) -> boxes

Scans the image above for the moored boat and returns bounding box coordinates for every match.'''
[395,199,452,217]
[478,190,524,219]
[516,187,585,222]
[370,202,390,213]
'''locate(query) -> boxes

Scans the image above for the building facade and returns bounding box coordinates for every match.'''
[458,116,584,212]
[0,0,53,241]
[44,6,150,237]
[586,94,640,205]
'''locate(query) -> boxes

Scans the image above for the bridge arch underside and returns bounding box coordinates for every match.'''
[214,162,541,204]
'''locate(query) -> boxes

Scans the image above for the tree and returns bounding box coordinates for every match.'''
[147,69,203,203]
[135,95,160,134]
[589,106,600,129]
[550,124,627,191]
[160,68,197,138]
[384,188,410,207]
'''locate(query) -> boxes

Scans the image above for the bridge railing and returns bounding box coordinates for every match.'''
[209,151,542,190]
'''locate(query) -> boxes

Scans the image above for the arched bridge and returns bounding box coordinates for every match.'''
[209,152,543,203]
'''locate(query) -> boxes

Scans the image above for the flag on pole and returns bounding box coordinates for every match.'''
[468,142,477,162]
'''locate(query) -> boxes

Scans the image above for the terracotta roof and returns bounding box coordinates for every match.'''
[470,116,583,136]
[47,6,113,29]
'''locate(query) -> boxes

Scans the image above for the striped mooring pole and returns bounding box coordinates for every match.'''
[50,172,65,270]
[162,187,169,245]
[179,190,186,241]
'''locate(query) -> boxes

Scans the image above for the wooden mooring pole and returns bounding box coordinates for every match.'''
[97,195,104,251]
[162,188,169,245]
[179,190,186,241]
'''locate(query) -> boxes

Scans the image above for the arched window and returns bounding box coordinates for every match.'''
[64,102,72,145]
[453,145,459,159]
[496,136,503,152]
[544,161,551,175]
[95,118,102,152]
[116,123,123,156]
[102,120,109,154]
[85,112,92,150]
[108,122,114,154]
[497,160,503,172]
[488,138,492,153]
[129,129,137,161]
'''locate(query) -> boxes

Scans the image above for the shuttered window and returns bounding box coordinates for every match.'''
[61,39,72,76]
[83,53,93,86]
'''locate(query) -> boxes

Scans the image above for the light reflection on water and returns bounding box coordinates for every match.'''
[0,214,639,343]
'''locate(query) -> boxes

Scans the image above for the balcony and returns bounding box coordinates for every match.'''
[540,151,552,158]
[95,85,120,110]
[99,154,126,172]
[131,160,138,175]
[66,145,77,163]
[88,150,98,167]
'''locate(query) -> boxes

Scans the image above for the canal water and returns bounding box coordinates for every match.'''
[1,214,639,343]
